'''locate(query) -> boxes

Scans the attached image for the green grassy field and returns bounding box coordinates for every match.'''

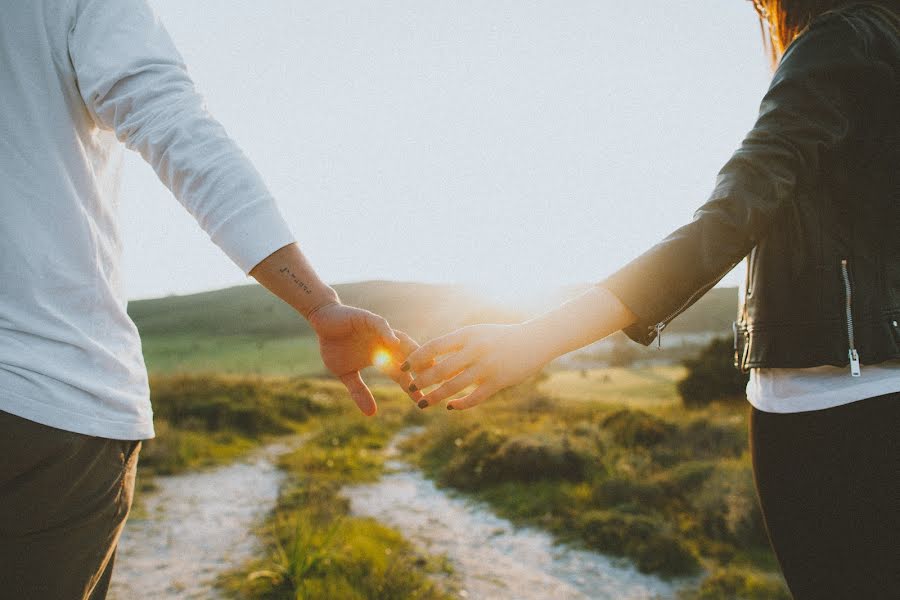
[140,375,456,599]
[541,366,687,406]
[399,376,790,599]
[141,335,325,376]
[140,370,789,600]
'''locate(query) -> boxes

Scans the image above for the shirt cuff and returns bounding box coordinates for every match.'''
[208,198,296,274]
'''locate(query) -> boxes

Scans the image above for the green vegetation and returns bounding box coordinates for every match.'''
[140,374,328,477]
[220,387,455,599]
[140,335,324,376]
[399,374,789,598]
[130,282,738,375]
[678,337,750,408]
[140,375,454,599]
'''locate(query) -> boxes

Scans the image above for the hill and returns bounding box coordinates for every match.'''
[129,281,738,342]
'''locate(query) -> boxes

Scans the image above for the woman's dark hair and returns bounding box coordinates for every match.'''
[750,0,899,65]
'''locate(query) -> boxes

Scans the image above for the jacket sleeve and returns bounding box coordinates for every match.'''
[600,13,877,346]
[68,0,295,274]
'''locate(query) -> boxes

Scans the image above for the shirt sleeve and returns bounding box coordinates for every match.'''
[599,12,882,346]
[68,0,295,274]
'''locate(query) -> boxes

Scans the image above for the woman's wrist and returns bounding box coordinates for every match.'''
[517,318,567,368]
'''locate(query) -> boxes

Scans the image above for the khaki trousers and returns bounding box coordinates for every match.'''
[0,410,141,600]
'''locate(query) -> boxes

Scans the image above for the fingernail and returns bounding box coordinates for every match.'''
[417,399,429,409]
[408,383,418,393]
[446,405,454,411]
[400,361,411,372]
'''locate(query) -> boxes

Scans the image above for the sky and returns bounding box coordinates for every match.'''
[122,1,772,306]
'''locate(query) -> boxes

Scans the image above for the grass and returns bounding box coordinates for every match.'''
[140,335,324,376]
[136,374,454,598]
[398,374,791,599]
[540,365,687,406]
[219,386,455,599]
[135,366,789,599]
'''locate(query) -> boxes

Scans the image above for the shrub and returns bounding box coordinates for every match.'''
[601,409,674,447]
[591,475,667,511]
[577,510,700,576]
[480,434,589,483]
[149,374,326,435]
[438,428,508,489]
[677,337,749,408]
[663,418,747,462]
[691,460,768,548]
[680,566,790,600]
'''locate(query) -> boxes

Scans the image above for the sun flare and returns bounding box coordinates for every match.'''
[372,348,393,369]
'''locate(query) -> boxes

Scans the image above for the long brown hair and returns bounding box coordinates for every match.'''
[750,0,899,66]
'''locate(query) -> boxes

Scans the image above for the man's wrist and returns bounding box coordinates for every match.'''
[303,287,341,322]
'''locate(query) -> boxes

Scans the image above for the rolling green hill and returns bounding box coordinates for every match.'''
[129,281,738,374]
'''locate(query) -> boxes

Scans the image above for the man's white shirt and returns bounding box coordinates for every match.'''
[0,0,294,439]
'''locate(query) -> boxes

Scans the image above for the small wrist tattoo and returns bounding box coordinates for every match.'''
[279,267,312,295]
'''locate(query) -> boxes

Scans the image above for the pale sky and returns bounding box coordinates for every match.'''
[122,1,772,305]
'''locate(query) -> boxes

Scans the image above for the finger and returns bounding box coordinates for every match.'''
[365,312,403,354]
[446,384,500,411]
[404,330,468,372]
[394,330,420,359]
[410,348,478,391]
[420,369,479,407]
[383,362,424,404]
[340,372,377,416]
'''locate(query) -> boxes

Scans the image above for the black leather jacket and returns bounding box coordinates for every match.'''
[602,4,899,373]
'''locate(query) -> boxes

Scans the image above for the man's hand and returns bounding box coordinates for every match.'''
[249,243,422,415]
[308,302,421,416]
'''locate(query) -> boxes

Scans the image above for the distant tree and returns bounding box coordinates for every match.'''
[609,334,640,368]
[677,337,749,408]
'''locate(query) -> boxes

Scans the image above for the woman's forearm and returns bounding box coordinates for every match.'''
[520,285,637,364]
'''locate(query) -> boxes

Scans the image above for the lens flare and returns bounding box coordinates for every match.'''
[372,348,392,369]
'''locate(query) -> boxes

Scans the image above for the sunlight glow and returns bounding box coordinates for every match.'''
[467,276,561,314]
[372,348,393,370]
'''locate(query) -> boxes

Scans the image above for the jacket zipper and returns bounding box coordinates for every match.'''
[840,259,861,377]
[651,270,731,349]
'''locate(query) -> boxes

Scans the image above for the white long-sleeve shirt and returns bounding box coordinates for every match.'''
[0,0,295,439]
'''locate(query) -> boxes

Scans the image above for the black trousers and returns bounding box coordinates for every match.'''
[0,410,141,600]
[750,392,899,600]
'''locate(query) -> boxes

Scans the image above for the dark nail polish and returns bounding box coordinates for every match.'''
[400,361,411,372]
[417,399,429,409]
[408,383,418,393]
[446,405,454,410]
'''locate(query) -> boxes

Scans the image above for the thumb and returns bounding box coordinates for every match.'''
[340,371,377,416]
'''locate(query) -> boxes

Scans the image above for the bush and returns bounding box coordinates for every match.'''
[592,475,667,512]
[677,337,749,408]
[662,418,747,463]
[680,566,790,600]
[577,510,700,576]
[149,374,328,436]
[481,434,589,483]
[691,460,768,548]
[601,409,674,447]
[438,428,508,489]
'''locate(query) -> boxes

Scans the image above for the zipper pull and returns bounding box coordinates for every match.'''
[848,348,861,377]
[654,322,665,349]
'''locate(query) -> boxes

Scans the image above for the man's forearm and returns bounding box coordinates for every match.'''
[249,243,340,320]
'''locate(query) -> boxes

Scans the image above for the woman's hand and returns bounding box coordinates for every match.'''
[401,286,638,411]
[309,302,422,415]
[401,323,554,411]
